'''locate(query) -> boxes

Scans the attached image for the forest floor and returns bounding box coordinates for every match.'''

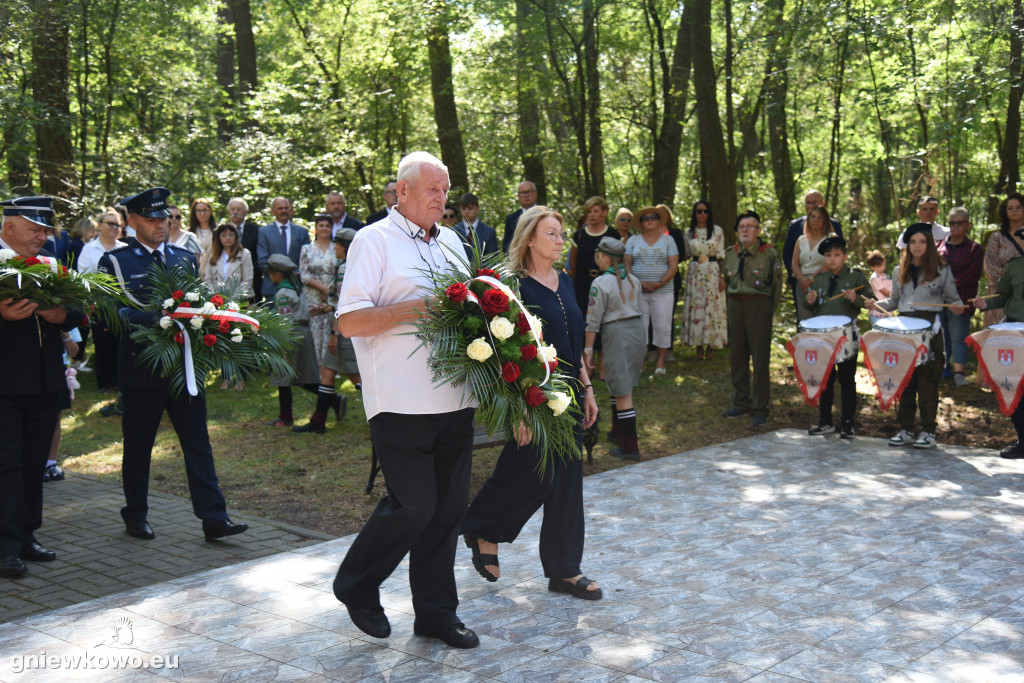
[60,311,1013,538]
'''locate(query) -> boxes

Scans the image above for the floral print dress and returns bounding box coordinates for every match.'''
[299,242,338,360]
[680,225,727,348]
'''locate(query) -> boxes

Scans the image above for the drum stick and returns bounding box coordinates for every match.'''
[976,294,1000,299]
[827,284,864,301]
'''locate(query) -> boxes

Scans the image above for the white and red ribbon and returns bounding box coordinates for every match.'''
[168,306,260,331]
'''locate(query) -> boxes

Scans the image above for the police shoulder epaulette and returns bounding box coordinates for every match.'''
[107,244,131,254]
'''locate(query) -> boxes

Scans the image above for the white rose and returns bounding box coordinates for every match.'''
[185,291,200,302]
[466,338,494,362]
[226,301,240,312]
[527,314,544,340]
[0,248,17,263]
[159,315,173,329]
[489,316,515,340]
[547,391,571,416]
[162,298,176,309]
[201,302,217,315]
[537,344,558,364]
[230,329,243,343]
[190,315,203,329]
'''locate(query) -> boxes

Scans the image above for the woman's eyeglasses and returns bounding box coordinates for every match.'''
[543,230,568,242]
[442,213,457,220]
[101,220,121,227]
[169,215,182,221]
[695,208,708,214]
[640,214,660,221]
[618,216,632,222]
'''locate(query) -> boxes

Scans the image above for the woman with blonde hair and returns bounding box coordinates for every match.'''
[613,207,633,241]
[462,205,602,600]
[189,198,217,275]
[792,205,835,320]
[67,217,96,271]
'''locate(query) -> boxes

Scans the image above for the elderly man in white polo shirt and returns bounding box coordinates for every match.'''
[331,151,479,649]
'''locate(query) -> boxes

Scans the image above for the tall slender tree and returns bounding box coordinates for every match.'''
[32,0,75,199]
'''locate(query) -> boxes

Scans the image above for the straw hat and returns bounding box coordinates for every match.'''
[630,205,671,231]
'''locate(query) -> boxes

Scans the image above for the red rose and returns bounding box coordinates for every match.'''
[524,385,547,407]
[59,265,69,276]
[477,268,498,279]
[22,257,40,266]
[445,282,469,303]
[172,290,185,300]
[203,334,217,347]
[501,361,521,383]
[174,331,185,344]
[218,319,230,333]
[210,294,225,306]
[520,344,538,361]
[547,359,559,371]
[517,312,531,334]
[479,288,509,316]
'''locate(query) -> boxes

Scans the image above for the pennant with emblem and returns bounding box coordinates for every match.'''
[786,330,848,406]
[966,328,1024,416]
[859,330,928,411]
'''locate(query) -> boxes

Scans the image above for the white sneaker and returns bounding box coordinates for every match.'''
[913,431,937,449]
[888,430,913,447]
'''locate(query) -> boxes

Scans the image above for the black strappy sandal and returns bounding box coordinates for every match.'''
[548,576,603,600]
[463,533,499,582]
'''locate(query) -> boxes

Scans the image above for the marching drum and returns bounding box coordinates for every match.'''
[798,315,858,362]
[990,322,1024,331]
[871,316,934,366]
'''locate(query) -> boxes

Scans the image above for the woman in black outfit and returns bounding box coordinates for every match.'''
[461,205,602,600]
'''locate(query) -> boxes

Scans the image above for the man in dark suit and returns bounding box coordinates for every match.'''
[364,180,398,225]
[453,192,497,261]
[783,189,843,318]
[501,180,538,253]
[0,196,81,577]
[257,196,311,299]
[98,187,248,543]
[326,192,364,237]
[224,197,262,300]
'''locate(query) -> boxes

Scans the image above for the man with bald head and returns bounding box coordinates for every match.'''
[0,197,81,576]
[783,190,843,321]
[502,180,538,253]
[257,196,310,299]
[325,191,363,237]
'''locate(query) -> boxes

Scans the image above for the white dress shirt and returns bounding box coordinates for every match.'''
[78,238,127,274]
[337,208,472,420]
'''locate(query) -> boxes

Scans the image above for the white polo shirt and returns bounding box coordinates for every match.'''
[337,208,472,420]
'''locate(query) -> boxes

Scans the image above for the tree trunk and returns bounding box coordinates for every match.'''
[765,0,795,230]
[427,29,468,194]
[215,1,236,142]
[826,4,851,213]
[650,0,694,207]
[691,0,736,239]
[100,0,121,198]
[229,0,258,95]
[516,0,547,206]
[32,0,75,200]
[582,0,604,197]
[75,0,90,201]
[993,0,1024,221]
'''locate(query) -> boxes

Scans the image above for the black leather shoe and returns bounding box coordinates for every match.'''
[0,554,27,577]
[203,519,249,541]
[292,421,326,434]
[332,394,348,421]
[346,605,391,638]
[125,520,155,540]
[1001,441,1024,459]
[413,622,479,649]
[20,542,56,562]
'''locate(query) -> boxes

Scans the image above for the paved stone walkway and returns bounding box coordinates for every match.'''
[3,429,1024,681]
[0,472,333,622]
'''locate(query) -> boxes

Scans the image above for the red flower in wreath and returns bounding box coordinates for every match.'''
[20,256,40,266]
[524,385,547,407]
[218,319,231,333]
[517,312,531,334]
[203,333,217,347]
[501,361,521,383]
[479,288,509,316]
[520,344,538,361]
[172,290,185,300]
[445,282,469,303]
[477,268,498,278]
[210,294,225,307]
[174,331,185,344]
[546,358,558,371]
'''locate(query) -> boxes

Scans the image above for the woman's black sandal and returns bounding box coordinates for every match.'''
[548,576,603,600]
[463,533,499,582]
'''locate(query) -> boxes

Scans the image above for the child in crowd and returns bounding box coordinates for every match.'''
[584,237,646,459]
[866,250,891,325]
[44,326,83,481]
[265,254,323,429]
[865,223,965,449]
[803,236,869,439]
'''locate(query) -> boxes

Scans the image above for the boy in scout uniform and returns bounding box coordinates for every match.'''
[722,210,782,427]
[98,187,248,542]
[803,236,868,438]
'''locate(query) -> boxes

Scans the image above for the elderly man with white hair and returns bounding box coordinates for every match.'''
[330,151,479,649]
[222,197,261,300]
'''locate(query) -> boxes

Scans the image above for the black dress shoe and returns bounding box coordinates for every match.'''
[413,622,479,649]
[346,605,391,638]
[0,554,27,577]
[203,519,249,541]
[292,421,326,434]
[20,542,56,562]
[1001,441,1024,459]
[125,520,155,540]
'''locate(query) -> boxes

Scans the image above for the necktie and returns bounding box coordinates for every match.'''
[909,264,919,287]
[737,251,748,280]
[827,274,838,297]
[153,248,164,266]
[466,225,474,247]
[280,225,288,251]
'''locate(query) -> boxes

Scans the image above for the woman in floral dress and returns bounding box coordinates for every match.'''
[680,200,727,359]
[299,214,339,359]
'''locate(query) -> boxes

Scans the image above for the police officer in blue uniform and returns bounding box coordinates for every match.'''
[97,188,248,542]
[0,196,82,577]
